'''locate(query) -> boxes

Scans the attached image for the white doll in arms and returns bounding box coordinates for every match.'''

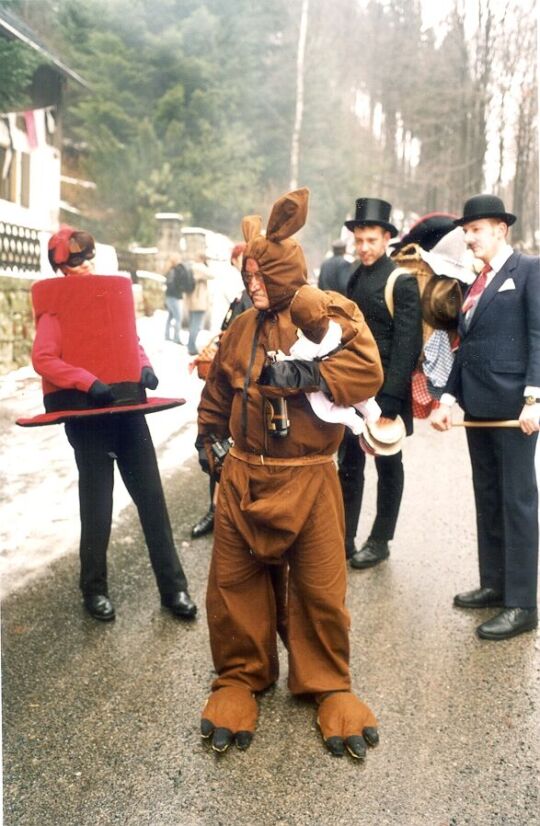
[269,318,381,436]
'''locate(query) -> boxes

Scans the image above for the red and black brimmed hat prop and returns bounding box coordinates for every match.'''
[17,268,184,427]
[344,197,398,237]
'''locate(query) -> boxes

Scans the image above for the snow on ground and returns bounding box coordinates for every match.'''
[0,310,205,598]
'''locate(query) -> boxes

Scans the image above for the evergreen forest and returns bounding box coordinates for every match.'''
[1,0,537,262]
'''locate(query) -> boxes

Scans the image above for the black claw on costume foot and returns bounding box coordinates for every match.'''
[345,735,367,760]
[211,727,233,753]
[453,587,503,609]
[191,509,215,538]
[349,538,389,569]
[362,726,379,746]
[324,727,378,760]
[201,719,253,753]
[161,591,197,619]
[476,607,538,641]
[83,594,115,621]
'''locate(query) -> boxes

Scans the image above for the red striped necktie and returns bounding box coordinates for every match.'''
[462,263,491,314]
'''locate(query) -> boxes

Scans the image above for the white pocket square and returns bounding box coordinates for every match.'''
[498,278,516,292]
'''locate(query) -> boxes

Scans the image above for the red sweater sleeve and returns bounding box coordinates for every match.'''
[138,342,152,370]
[32,314,97,392]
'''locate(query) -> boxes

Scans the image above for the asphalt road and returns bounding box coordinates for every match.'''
[2,420,539,826]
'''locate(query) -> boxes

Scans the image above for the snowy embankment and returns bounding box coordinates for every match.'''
[0,310,205,598]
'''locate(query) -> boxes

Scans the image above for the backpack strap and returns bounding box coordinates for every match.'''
[384,267,410,318]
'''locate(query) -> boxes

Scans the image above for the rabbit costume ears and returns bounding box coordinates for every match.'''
[242,188,310,311]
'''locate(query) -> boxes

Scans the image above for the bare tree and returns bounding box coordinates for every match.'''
[290,0,309,190]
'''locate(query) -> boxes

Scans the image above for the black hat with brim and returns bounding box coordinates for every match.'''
[344,197,398,237]
[454,194,516,227]
[396,213,457,252]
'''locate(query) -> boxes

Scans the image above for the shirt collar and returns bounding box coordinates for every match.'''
[487,244,513,274]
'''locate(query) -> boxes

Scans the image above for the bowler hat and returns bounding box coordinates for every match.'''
[455,194,516,227]
[344,198,398,237]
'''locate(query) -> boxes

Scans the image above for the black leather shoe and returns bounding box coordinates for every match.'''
[161,591,197,620]
[345,540,357,560]
[454,587,503,609]
[477,608,538,641]
[349,539,389,570]
[83,594,115,622]
[191,509,214,538]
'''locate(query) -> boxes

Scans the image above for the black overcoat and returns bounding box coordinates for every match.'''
[347,254,422,434]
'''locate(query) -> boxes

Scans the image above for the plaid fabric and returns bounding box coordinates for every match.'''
[423,330,455,387]
[411,369,434,418]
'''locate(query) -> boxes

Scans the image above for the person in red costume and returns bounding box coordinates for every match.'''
[23,226,197,622]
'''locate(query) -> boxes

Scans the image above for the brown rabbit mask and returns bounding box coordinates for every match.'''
[242,188,310,311]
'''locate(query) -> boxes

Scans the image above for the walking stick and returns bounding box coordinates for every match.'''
[452,420,520,428]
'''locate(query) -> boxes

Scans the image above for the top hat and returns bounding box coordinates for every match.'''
[344,198,398,237]
[454,194,516,227]
[331,238,347,252]
[396,213,456,252]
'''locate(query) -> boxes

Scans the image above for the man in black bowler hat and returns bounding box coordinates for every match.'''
[432,194,540,640]
[339,197,422,569]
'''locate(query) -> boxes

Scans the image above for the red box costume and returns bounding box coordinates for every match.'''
[20,269,194,616]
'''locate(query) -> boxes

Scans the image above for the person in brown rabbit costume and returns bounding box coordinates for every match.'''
[197,188,384,758]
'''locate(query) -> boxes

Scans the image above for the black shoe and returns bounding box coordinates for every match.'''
[161,591,197,620]
[191,509,214,538]
[345,540,357,560]
[476,608,538,641]
[349,539,389,570]
[454,587,503,609]
[83,594,115,622]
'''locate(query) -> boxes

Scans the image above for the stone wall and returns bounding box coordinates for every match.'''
[135,271,166,316]
[0,275,35,375]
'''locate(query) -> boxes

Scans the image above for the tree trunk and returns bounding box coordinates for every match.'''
[290,0,309,190]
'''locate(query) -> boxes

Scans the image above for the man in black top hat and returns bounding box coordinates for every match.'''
[432,194,540,641]
[318,239,351,295]
[339,198,422,568]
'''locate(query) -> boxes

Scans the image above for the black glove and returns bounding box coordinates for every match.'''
[377,393,402,420]
[88,380,114,406]
[258,359,321,390]
[141,366,159,390]
[198,446,211,475]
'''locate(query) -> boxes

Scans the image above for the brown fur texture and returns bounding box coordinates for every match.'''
[241,188,309,311]
[198,189,383,749]
[202,686,259,734]
[316,692,378,740]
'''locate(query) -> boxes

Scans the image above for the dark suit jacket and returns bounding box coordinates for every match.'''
[446,251,540,419]
[318,255,352,295]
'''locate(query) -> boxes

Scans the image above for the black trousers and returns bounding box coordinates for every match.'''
[65,414,188,597]
[338,430,404,552]
[466,424,538,608]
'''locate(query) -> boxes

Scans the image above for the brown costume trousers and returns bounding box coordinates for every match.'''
[207,452,351,696]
